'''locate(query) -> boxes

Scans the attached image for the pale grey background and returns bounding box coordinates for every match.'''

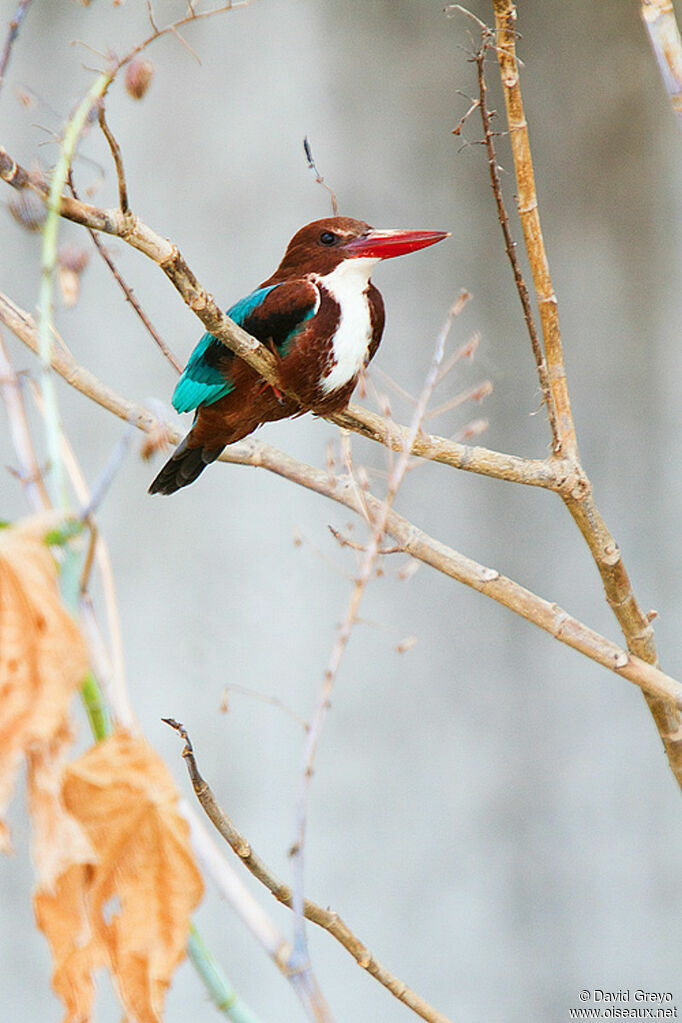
[1,1,681,1021]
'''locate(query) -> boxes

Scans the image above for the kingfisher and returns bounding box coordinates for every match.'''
[149,216,448,494]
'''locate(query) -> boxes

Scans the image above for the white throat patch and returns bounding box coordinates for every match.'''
[316,257,379,394]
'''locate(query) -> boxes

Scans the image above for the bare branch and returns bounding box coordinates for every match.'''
[2,287,680,707]
[474,32,560,450]
[490,0,682,781]
[165,719,453,1023]
[68,177,183,373]
[491,0,577,459]
[98,107,128,213]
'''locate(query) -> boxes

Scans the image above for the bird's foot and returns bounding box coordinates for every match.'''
[257,380,285,404]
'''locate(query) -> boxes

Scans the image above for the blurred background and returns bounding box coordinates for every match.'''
[1,1,681,1020]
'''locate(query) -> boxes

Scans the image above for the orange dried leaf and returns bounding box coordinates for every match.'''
[61,730,204,1022]
[30,740,103,1023]
[0,519,88,849]
[35,862,102,1023]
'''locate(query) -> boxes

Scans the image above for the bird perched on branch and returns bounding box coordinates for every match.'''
[149,216,448,494]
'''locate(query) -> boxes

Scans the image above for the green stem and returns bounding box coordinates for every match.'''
[80,671,111,741]
[188,926,264,1023]
[38,72,111,506]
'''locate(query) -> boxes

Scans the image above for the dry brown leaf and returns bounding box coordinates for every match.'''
[31,738,103,1023]
[53,730,204,1023]
[0,519,89,849]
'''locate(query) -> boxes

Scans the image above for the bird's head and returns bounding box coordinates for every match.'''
[271,217,449,280]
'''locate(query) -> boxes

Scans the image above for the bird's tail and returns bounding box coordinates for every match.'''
[148,434,223,495]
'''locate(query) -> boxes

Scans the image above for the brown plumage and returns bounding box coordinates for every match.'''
[149,217,447,494]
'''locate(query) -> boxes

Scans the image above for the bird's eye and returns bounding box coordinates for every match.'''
[319,231,337,246]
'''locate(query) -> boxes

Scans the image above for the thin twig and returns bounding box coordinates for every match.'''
[328,525,403,555]
[451,96,480,135]
[68,175,183,373]
[181,800,333,1023]
[289,293,466,971]
[0,331,50,511]
[122,1,255,84]
[79,424,134,519]
[425,379,492,421]
[170,25,202,65]
[221,683,309,732]
[165,719,452,1023]
[98,107,128,213]
[303,137,339,216]
[435,330,481,382]
[0,0,33,95]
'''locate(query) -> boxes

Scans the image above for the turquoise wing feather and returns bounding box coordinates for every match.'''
[172,285,278,413]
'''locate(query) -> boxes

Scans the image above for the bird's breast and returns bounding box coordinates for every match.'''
[314,262,374,396]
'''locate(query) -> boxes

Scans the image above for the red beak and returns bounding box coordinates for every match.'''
[345,228,449,260]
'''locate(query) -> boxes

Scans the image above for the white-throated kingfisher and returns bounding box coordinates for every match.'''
[149,216,448,494]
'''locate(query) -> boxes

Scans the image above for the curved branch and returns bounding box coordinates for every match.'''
[165,720,452,1023]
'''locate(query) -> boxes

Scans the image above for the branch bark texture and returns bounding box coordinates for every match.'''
[490,1,682,780]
